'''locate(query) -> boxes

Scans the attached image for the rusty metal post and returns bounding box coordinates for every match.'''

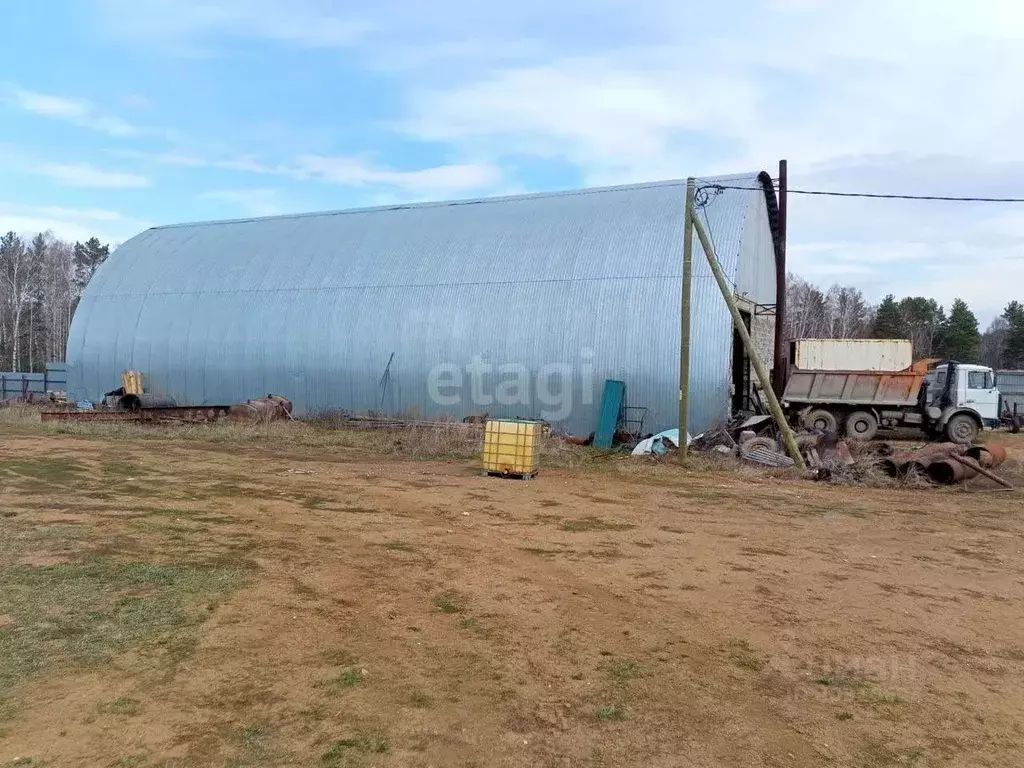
[772,159,788,397]
[679,178,695,459]
[691,209,806,471]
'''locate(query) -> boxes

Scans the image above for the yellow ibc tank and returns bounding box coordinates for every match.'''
[121,369,144,395]
[482,419,541,477]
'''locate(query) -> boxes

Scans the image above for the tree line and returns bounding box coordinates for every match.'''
[0,231,110,372]
[784,273,1024,369]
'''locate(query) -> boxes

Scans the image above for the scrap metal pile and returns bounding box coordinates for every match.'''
[42,391,293,425]
[630,415,1014,489]
[685,425,856,475]
[877,442,1010,487]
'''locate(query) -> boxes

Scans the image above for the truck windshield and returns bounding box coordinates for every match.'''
[968,370,994,389]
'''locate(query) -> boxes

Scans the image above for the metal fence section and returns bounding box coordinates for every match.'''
[998,370,1024,415]
[0,362,67,400]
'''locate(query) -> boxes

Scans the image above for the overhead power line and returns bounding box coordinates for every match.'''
[699,183,1024,204]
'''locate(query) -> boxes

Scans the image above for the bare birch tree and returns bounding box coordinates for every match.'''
[0,230,96,371]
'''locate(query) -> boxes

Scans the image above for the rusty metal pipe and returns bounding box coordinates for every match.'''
[880,458,901,477]
[965,444,1007,468]
[927,459,978,485]
[882,442,968,480]
[952,454,1013,488]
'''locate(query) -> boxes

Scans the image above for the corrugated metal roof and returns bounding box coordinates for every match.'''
[67,174,776,434]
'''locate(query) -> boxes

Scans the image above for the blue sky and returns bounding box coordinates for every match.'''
[2,0,1023,322]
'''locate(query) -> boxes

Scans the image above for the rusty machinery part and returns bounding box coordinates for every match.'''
[41,404,231,424]
[927,458,978,485]
[964,443,1008,469]
[880,441,1009,486]
[944,413,980,444]
[230,394,293,422]
[120,393,177,411]
[880,443,967,478]
[741,436,778,460]
[249,393,292,414]
[908,455,944,479]
[804,409,839,433]
[740,446,795,468]
[953,453,1013,489]
[844,410,879,441]
[41,410,140,423]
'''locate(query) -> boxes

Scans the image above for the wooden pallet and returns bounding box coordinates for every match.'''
[484,469,538,480]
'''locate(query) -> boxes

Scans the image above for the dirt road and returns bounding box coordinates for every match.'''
[1,432,1023,767]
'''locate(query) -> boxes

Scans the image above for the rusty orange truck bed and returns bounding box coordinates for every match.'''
[783,369,925,407]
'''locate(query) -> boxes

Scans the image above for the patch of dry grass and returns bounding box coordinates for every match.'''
[14,403,1024,491]
[20,415,621,467]
[0,403,48,425]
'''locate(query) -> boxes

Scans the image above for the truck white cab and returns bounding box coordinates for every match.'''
[924,362,1000,442]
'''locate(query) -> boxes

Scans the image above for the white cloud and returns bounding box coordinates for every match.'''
[199,188,285,217]
[0,202,149,243]
[121,93,153,110]
[8,86,137,137]
[33,163,150,188]
[290,155,502,195]
[108,148,207,167]
[406,60,759,185]
[402,2,1024,180]
[215,156,281,174]
[389,0,1024,316]
[107,147,500,197]
[94,0,372,52]
[78,0,1024,318]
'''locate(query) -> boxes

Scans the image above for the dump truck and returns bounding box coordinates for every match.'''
[782,340,1000,442]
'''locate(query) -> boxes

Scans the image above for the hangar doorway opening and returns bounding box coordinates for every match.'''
[731,309,753,413]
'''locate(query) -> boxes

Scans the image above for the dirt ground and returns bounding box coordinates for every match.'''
[2,429,1024,768]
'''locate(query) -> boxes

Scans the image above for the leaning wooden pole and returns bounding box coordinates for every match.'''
[690,209,806,470]
[678,179,696,459]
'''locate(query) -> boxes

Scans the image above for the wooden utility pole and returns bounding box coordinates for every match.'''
[772,159,788,396]
[679,178,695,458]
[690,208,806,470]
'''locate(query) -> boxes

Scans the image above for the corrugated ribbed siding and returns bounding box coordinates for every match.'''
[67,175,773,435]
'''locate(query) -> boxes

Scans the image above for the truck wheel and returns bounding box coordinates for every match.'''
[806,409,838,433]
[944,413,979,444]
[845,410,878,441]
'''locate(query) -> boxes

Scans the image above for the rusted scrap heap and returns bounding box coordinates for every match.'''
[880,443,1008,486]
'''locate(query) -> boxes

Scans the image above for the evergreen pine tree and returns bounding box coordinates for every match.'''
[73,237,110,288]
[871,294,905,339]
[942,298,980,362]
[1002,301,1024,368]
